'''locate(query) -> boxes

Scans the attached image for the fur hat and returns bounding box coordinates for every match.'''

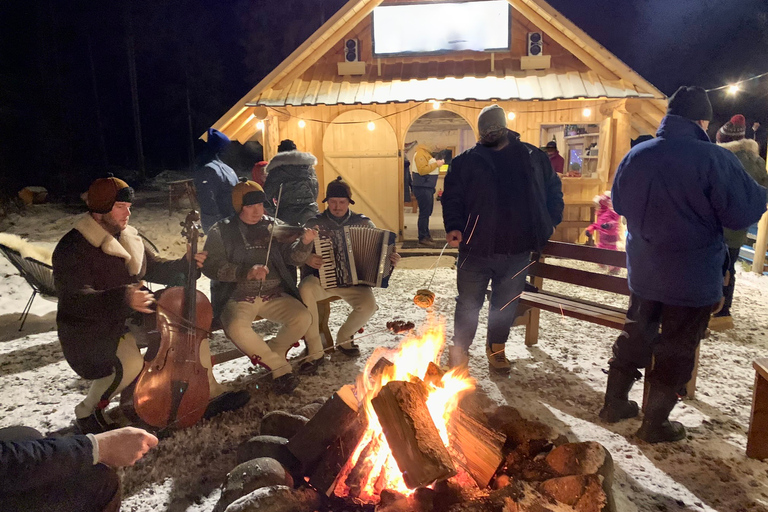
[667,86,713,122]
[87,177,134,214]
[277,139,297,153]
[477,105,507,136]
[207,128,230,153]
[717,114,747,143]
[323,176,354,204]
[232,180,266,213]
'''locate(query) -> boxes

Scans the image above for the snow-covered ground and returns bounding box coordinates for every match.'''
[1,181,768,511]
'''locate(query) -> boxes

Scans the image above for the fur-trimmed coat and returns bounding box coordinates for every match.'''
[53,215,188,379]
[263,150,320,226]
[717,138,768,248]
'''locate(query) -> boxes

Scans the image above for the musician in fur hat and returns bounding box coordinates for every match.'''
[299,177,401,360]
[53,177,249,434]
[202,180,318,394]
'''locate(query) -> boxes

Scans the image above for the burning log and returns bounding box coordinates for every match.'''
[287,385,359,475]
[371,380,457,488]
[423,361,444,387]
[345,433,384,499]
[309,412,368,496]
[447,407,506,489]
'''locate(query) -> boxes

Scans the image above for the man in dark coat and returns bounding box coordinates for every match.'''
[0,424,156,511]
[53,177,248,433]
[195,128,239,233]
[600,86,767,443]
[442,104,564,375]
[263,139,320,227]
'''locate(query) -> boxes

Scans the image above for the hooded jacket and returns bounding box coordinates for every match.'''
[612,115,767,307]
[442,130,564,257]
[195,157,239,233]
[263,151,320,226]
[53,215,188,379]
[716,138,768,248]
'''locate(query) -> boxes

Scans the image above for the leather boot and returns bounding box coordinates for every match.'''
[486,343,511,375]
[636,385,686,443]
[598,368,640,423]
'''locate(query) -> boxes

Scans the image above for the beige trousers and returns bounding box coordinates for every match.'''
[221,295,311,378]
[75,333,228,420]
[299,276,377,350]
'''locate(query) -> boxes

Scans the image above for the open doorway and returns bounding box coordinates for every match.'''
[403,110,474,246]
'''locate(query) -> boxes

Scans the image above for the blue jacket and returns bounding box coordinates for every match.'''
[194,157,239,233]
[613,115,767,307]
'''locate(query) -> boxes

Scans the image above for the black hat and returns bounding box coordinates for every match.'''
[631,134,654,148]
[277,139,297,153]
[545,141,558,150]
[323,176,354,204]
[667,86,713,122]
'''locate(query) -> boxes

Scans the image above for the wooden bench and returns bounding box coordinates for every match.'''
[515,241,700,402]
[747,359,768,459]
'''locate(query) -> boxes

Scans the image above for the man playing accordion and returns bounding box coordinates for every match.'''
[299,177,401,358]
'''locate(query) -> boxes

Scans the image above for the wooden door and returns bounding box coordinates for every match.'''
[323,110,399,233]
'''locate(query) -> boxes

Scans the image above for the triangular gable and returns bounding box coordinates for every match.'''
[212,0,665,137]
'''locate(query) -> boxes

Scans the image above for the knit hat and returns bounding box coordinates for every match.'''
[232,180,266,213]
[667,86,713,122]
[87,177,134,214]
[251,161,268,184]
[206,128,231,153]
[322,176,355,204]
[631,134,654,148]
[717,114,747,143]
[277,139,297,153]
[545,141,558,150]
[477,105,507,136]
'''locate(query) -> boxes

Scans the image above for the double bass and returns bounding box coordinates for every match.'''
[133,211,211,428]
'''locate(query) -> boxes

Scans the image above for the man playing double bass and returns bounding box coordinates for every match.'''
[53,177,249,434]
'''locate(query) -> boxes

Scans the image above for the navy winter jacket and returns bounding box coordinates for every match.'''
[194,157,238,233]
[442,130,564,256]
[613,114,767,307]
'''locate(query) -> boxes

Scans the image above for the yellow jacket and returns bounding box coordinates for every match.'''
[412,145,439,176]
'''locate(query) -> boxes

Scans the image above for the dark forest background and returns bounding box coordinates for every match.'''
[1,0,766,198]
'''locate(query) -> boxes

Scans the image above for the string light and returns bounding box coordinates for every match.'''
[707,70,768,92]
[298,119,306,129]
[431,100,442,110]
[582,108,592,118]
[255,120,265,131]
[367,121,376,131]
[507,112,516,120]
[727,84,740,95]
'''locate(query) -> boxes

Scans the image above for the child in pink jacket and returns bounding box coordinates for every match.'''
[586,192,621,272]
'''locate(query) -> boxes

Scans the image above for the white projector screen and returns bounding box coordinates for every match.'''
[372,1,511,57]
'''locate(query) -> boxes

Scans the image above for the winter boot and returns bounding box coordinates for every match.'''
[486,343,512,375]
[448,345,469,371]
[598,368,640,423]
[708,314,734,332]
[636,385,686,443]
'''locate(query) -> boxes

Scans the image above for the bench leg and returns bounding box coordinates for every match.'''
[524,308,540,347]
[748,372,768,459]
[318,300,334,351]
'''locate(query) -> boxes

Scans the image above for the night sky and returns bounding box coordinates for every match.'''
[0,0,766,196]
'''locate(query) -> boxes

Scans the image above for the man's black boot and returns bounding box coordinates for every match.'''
[598,368,640,423]
[636,385,686,443]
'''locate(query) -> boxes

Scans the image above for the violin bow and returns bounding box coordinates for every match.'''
[258,183,284,296]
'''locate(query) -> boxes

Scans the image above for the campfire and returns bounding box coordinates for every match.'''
[217,319,616,512]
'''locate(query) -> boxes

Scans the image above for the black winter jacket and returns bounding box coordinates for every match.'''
[442,130,564,256]
[264,151,320,226]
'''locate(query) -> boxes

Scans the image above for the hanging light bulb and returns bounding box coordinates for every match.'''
[582,108,592,118]
[728,84,740,95]
[507,112,516,121]
[256,121,265,131]
[367,121,376,131]
[432,100,442,110]
[298,119,307,129]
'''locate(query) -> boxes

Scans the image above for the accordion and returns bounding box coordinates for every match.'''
[313,226,397,289]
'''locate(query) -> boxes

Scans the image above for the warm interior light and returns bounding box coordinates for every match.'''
[367,121,376,131]
[507,112,516,121]
[432,101,442,110]
[728,84,740,95]
[256,121,265,131]
[298,119,307,129]
[582,108,592,118]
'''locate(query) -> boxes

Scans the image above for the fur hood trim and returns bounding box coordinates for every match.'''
[717,138,759,155]
[0,233,54,265]
[266,150,317,172]
[74,214,144,276]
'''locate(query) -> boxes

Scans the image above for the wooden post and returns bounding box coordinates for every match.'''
[609,106,632,186]
[525,256,545,347]
[264,115,281,160]
[753,210,768,274]
[747,359,768,459]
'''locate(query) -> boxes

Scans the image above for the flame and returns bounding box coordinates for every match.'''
[334,317,475,503]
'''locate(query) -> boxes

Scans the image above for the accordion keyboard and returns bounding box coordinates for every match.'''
[314,237,339,289]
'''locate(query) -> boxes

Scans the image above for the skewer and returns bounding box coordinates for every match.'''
[259,183,284,296]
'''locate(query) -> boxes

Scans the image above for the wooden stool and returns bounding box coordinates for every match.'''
[747,358,768,459]
[168,179,198,216]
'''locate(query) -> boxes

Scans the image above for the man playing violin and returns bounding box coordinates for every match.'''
[202,181,317,394]
[53,177,249,434]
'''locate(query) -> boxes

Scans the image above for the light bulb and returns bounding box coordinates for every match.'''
[298,119,306,129]
[728,84,740,95]
[256,121,265,131]
[432,101,441,110]
[582,108,592,118]
[367,121,376,131]
[507,112,516,121]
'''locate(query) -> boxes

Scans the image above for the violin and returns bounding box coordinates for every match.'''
[133,211,211,428]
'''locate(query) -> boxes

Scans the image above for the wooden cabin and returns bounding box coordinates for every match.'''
[211,0,667,242]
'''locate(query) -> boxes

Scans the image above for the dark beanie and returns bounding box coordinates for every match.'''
[477,105,507,136]
[207,128,230,153]
[87,177,134,214]
[323,176,355,204]
[667,86,713,121]
[717,114,747,143]
[277,139,297,153]
[631,134,654,148]
[232,180,266,213]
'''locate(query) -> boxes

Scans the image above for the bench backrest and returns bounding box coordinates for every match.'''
[530,241,629,296]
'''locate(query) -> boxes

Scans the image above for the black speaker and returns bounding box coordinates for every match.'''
[345,39,360,62]
[527,32,543,56]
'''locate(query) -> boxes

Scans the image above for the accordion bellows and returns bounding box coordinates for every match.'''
[314,226,397,288]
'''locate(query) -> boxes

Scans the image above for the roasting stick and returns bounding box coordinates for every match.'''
[258,183,284,297]
[425,242,449,290]
[414,242,449,309]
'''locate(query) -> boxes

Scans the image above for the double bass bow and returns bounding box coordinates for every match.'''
[133,211,211,428]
